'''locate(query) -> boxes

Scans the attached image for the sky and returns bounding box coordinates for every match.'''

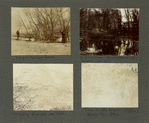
[118,8,140,22]
[11,8,23,34]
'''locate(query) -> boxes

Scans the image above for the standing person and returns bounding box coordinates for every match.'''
[16,30,20,40]
[61,31,67,43]
[118,38,127,56]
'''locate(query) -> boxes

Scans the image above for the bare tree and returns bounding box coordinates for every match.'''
[132,9,139,38]
[80,8,88,30]
[80,8,122,35]
[124,8,139,39]
[15,8,70,42]
[55,8,70,41]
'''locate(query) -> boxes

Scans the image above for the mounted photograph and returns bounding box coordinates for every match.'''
[11,7,70,55]
[13,64,73,111]
[82,63,138,107]
[80,8,139,55]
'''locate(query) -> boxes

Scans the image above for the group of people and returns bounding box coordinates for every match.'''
[118,38,139,56]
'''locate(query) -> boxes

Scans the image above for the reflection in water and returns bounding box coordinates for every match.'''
[80,38,139,56]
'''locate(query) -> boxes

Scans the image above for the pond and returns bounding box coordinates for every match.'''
[80,38,139,56]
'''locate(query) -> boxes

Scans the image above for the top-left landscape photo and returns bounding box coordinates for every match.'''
[11,7,71,55]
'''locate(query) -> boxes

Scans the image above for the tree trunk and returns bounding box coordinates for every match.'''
[61,31,67,43]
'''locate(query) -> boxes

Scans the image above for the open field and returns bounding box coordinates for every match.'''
[11,37,71,55]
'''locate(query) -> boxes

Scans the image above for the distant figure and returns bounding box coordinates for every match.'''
[16,30,20,40]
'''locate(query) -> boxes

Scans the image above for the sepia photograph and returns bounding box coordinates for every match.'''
[80,8,139,55]
[82,63,138,107]
[13,64,73,111]
[11,7,71,55]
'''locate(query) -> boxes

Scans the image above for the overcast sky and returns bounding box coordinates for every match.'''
[118,8,139,22]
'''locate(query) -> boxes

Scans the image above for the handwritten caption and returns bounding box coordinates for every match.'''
[14,112,67,117]
[80,56,135,62]
[86,109,121,117]
[16,56,54,60]
[84,108,138,117]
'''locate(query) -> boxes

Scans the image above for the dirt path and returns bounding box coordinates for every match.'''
[11,38,71,55]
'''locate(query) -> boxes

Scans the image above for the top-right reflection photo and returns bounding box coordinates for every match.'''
[80,8,139,56]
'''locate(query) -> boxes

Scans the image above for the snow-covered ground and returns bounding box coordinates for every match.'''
[11,37,71,55]
[13,64,73,111]
[82,63,138,107]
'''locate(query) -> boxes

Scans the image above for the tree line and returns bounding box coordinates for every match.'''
[80,8,139,40]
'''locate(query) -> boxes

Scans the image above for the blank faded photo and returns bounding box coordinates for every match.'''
[82,63,138,107]
[13,64,73,111]
[11,7,71,55]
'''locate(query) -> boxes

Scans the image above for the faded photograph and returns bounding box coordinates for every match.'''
[80,8,139,55]
[13,64,73,111]
[11,7,70,55]
[82,63,138,107]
